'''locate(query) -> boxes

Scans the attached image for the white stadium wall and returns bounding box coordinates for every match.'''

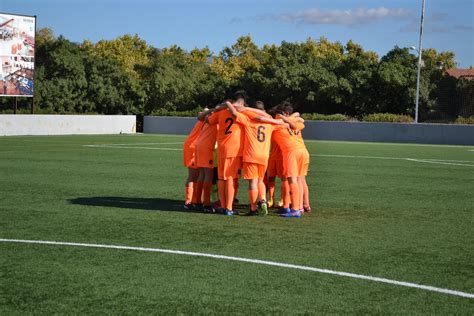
[0,115,136,136]
[144,116,474,145]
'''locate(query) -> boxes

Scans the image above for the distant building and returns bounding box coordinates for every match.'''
[445,68,474,81]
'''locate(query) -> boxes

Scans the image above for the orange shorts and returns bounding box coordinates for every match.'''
[183,145,198,169]
[218,156,242,180]
[195,145,214,169]
[243,162,267,180]
[267,158,284,179]
[283,148,308,177]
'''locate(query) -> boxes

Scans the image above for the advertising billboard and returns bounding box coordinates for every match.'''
[0,12,35,97]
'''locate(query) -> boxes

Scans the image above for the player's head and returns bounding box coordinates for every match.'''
[233,90,246,107]
[251,101,265,111]
[279,101,294,116]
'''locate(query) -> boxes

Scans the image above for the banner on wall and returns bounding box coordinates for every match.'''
[0,12,35,97]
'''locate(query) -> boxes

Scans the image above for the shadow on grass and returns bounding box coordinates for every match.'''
[69,196,198,213]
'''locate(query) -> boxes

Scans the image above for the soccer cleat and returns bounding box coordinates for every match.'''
[278,207,291,215]
[183,203,192,210]
[267,198,274,208]
[203,205,215,213]
[192,203,203,212]
[257,200,268,216]
[280,210,302,218]
[244,210,258,216]
[303,206,312,214]
[223,209,234,216]
[277,199,284,208]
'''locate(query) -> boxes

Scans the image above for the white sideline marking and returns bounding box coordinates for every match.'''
[405,159,474,167]
[1,238,473,299]
[312,154,474,166]
[84,145,181,151]
[83,144,474,166]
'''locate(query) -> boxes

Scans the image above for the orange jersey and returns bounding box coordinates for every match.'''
[207,109,243,158]
[272,121,306,153]
[235,112,274,165]
[269,137,282,161]
[194,122,217,150]
[183,120,204,149]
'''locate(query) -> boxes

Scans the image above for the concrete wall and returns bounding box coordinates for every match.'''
[144,116,474,145]
[0,115,136,136]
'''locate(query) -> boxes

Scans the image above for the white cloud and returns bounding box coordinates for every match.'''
[274,7,412,26]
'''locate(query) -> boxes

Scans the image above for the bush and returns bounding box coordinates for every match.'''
[300,113,350,121]
[150,107,203,117]
[361,113,413,123]
[454,116,474,124]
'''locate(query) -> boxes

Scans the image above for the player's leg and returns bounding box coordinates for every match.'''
[243,162,258,216]
[217,157,227,210]
[193,168,204,210]
[184,167,199,208]
[257,164,268,216]
[224,157,241,214]
[202,167,214,213]
[281,150,303,218]
[302,176,311,213]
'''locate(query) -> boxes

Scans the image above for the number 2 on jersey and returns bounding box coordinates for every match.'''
[224,117,233,134]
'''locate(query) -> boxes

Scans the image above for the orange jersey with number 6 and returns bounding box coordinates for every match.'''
[235,111,274,165]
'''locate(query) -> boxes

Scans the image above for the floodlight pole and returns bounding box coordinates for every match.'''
[414,0,426,123]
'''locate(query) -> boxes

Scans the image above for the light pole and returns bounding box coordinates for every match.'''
[412,0,426,123]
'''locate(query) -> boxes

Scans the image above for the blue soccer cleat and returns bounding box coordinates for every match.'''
[280,210,302,218]
[278,207,291,215]
[223,209,234,216]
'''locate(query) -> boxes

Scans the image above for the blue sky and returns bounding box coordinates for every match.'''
[2,0,473,67]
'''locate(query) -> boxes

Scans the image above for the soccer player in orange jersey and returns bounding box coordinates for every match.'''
[207,92,246,216]
[271,102,308,218]
[266,137,289,209]
[182,112,205,209]
[226,100,288,216]
[192,107,218,213]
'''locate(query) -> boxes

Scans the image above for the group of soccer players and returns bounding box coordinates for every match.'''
[182,91,312,218]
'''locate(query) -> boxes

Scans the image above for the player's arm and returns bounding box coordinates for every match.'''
[276,114,303,129]
[197,104,226,121]
[240,107,267,117]
[197,108,214,121]
[224,101,238,117]
[253,116,288,127]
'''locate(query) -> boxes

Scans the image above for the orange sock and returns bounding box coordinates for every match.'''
[258,181,266,201]
[289,182,300,211]
[225,179,235,210]
[185,185,193,204]
[248,189,258,211]
[298,180,304,210]
[193,182,203,204]
[218,180,226,209]
[233,178,239,200]
[202,182,212,206]
[282,181,290,208]
[267,181,276,201]
[303,181,310,208]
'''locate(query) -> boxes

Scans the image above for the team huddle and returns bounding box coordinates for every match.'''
[182,92,312,218]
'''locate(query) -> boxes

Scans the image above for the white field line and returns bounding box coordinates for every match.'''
[405,158,474,167]
[83,144,474,166]
[84,145,182,151]
[311,154,474,166]
[1,238,473,299]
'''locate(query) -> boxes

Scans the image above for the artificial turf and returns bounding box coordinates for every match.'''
[1,134,473,314]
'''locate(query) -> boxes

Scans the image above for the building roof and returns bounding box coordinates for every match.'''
[445,68,474,80]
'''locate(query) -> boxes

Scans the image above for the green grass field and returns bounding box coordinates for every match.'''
[1,134,473,314]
